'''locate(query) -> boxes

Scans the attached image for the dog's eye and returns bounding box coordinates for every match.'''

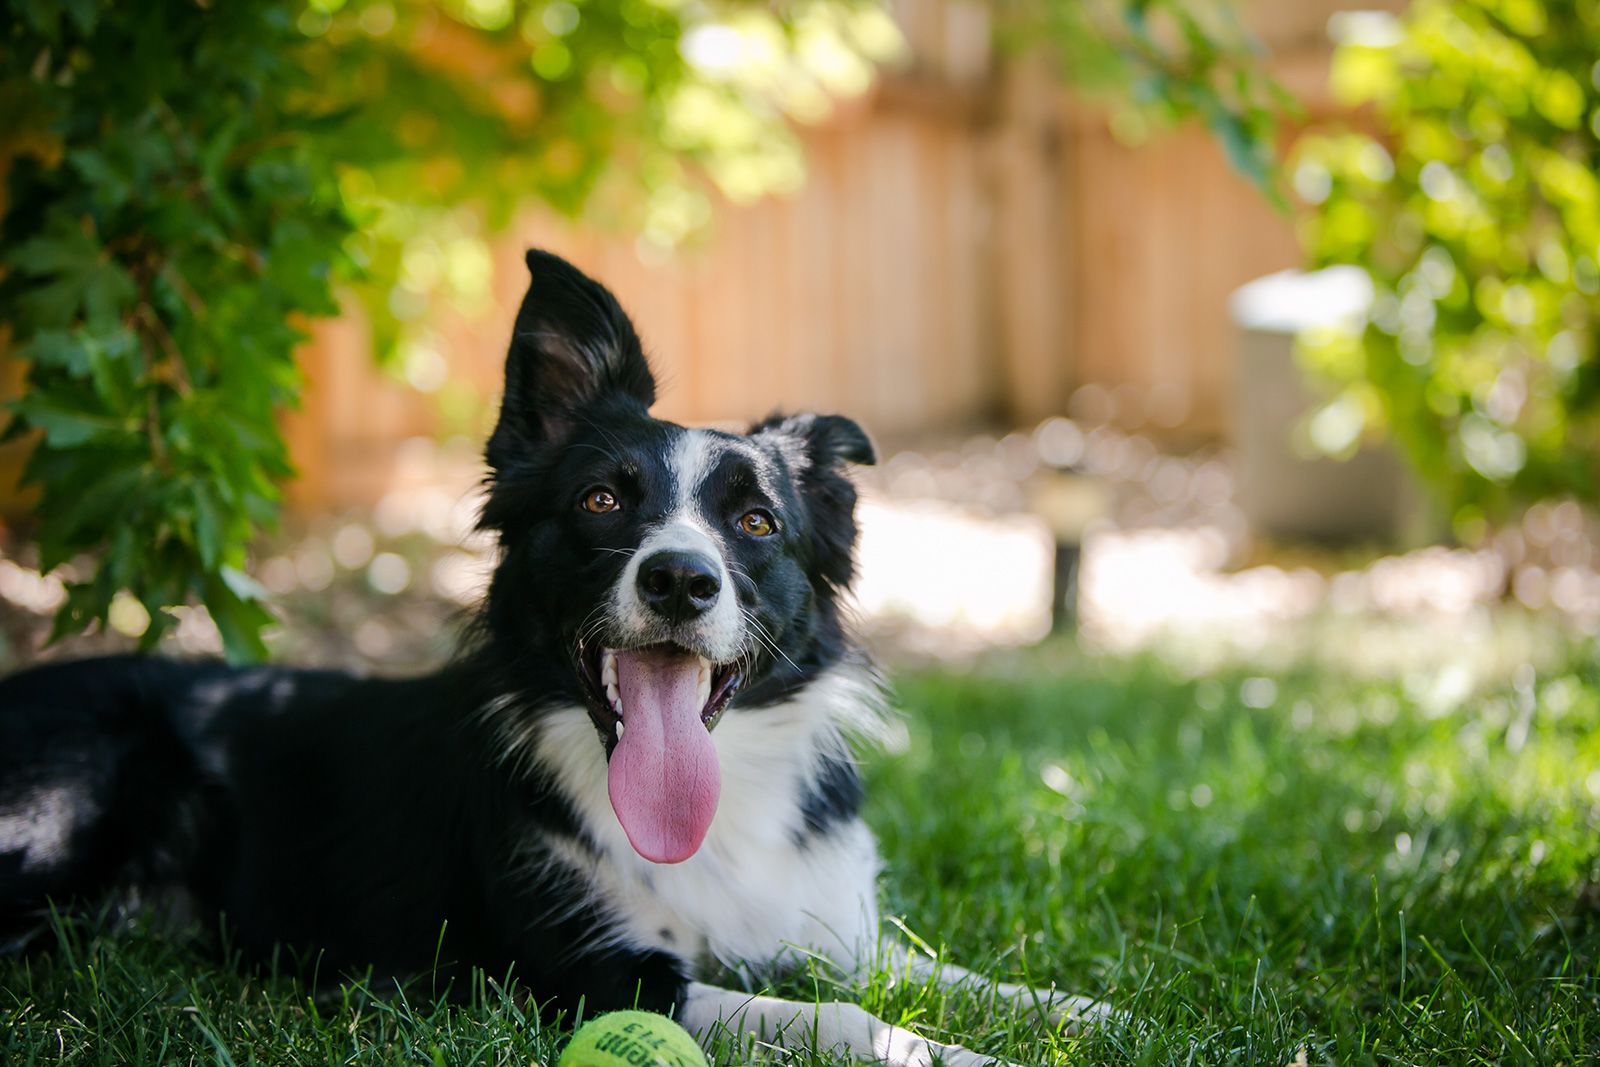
[738,510,776,537]
[581,488,619,514]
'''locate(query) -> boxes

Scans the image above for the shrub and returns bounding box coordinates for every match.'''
[1295,0,1600,532]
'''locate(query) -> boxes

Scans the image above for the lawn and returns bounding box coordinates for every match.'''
[2,642,1598,1065]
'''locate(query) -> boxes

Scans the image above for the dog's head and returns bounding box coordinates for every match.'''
[478,249,874,864]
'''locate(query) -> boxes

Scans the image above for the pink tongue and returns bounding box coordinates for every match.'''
[607,650,721,864]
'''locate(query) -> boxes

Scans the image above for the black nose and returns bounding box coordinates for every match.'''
[637,550,722,622]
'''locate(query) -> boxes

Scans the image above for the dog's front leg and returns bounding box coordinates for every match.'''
[884,946,1115,1032]
[678,982,1021,1067]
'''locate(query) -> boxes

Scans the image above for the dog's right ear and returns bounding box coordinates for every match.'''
[486,250,656,472]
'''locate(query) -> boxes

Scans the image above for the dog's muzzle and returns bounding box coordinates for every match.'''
[635,549,721,624]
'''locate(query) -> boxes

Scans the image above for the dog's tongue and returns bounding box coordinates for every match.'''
[607,649,721,864]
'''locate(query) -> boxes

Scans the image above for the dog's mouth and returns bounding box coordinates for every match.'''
[578,641,744,741]
[576,641,744,865]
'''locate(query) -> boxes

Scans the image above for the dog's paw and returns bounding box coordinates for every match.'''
[911,1043,1027,1067]
[865,1024,1026,1067]
[987,981,1121,1035]
[1043,991,1123,1032]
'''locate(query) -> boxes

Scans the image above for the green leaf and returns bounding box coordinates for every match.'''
[193,484,224,571]
[1208,108,1281,207]
[82,329,138,408]
[67,148,131,209]
[218,564,268,604]
[61,0,99,35]
[11,394,129,447]
[19,330,92,375]
[204,573,274,664]
[8,220,137,329]
[8,227,99,276]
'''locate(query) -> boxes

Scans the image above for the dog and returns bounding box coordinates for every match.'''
[0,250,1105,1065]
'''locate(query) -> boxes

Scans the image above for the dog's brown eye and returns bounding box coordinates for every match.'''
[582,488,619,514]
[739,510,775,537]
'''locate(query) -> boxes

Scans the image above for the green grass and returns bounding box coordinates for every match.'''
[4,644,1599,1065]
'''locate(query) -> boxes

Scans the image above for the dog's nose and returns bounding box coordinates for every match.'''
[637,550,722,622]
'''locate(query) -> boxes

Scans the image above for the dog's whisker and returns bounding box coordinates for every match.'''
[738,607,800,675]
[563,440,626,466]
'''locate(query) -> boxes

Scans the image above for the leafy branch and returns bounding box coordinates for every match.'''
[1003,0,1297,199]
[1294,0,1600,528]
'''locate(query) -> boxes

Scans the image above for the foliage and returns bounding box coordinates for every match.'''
[1007,0,1294,197]
[5,648,1600,1060]
[0,0,899,660]
[1,1,350,660]
[1295,0,1600,529]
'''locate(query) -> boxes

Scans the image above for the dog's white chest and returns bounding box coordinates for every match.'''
[529,684,882,976]
[598,799,879,975]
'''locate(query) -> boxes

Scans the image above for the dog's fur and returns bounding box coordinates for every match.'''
[0,251,1102,1065]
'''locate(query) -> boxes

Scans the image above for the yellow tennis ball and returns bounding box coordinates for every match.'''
[556,1010,709,1067]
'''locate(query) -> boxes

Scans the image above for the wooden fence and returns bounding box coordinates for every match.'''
[3,0,1401,514]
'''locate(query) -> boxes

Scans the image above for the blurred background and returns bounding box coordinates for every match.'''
[0,0,1595,681]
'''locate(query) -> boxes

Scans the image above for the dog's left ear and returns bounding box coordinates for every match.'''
[750,411,875,590]
[750,412,876,473]
[487,249,656,473]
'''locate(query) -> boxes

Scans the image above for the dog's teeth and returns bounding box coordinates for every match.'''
[600,649,625,729]
[696,663,712,710]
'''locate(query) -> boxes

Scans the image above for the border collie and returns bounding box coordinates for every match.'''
[0,250,1104,1065]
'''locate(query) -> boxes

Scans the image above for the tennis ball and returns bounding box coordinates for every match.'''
[556,1010,709,1067]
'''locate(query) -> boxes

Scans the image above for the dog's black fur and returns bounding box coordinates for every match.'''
[0,249,877,1017]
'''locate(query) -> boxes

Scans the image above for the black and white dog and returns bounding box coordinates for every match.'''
[0,251,1102,1064]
